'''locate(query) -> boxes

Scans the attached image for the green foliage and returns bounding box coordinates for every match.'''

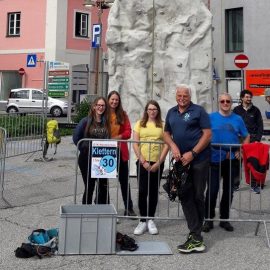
[0,114,44,138]
[72,99,90,123]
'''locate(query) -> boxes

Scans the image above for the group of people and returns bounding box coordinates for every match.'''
[73,84,263,254]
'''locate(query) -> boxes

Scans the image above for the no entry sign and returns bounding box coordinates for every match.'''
[234,54,249,69]
[18,68,25,75]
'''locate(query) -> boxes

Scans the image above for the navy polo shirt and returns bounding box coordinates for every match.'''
[164,102,211,163]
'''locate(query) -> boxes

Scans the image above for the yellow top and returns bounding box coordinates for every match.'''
[134,121,164,162]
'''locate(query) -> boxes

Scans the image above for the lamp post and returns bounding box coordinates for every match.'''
[83,0,114,95]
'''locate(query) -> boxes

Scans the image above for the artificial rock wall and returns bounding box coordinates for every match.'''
[106,0,213,122]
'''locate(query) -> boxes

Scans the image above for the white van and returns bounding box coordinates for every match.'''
[6,88,68,117]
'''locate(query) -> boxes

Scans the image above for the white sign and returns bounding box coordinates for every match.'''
[91,140,117,178]
[49,61,70,70]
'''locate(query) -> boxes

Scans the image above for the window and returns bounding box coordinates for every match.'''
[75,12,89,38]
[7,12,21,36]
[225,8,243,52]
[10,90,29,99]
[32,90,43,100]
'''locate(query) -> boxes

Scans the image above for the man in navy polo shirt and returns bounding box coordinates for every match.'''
[164,84,212,253]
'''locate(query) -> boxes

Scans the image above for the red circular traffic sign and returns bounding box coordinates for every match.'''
[18,68,25,75]
[234,54,249,69]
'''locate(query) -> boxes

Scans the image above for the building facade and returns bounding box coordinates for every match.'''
[0,0,109,105]
[210,0,270,113]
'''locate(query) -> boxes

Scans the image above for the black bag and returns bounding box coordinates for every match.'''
[163,159,191,201]
[15,243,54,259]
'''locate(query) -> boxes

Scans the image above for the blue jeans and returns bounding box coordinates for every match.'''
[205,159,239,220]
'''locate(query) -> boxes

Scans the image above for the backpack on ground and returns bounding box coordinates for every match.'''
[43,119,61,159]
[15,228,59,259]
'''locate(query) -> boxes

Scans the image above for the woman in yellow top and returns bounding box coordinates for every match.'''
[133,100,169,235]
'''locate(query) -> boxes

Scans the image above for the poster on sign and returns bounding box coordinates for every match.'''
[91,140,117,178]
[246,70,270,96]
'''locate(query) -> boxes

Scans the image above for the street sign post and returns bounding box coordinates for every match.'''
[26,54,37,67]
[48,61,70,98]
[234,54,249,90]
[18,68,25,76]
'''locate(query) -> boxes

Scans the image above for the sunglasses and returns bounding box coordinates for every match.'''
[220,100,231,104]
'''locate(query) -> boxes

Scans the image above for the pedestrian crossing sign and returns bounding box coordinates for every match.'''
[27,54,37,67]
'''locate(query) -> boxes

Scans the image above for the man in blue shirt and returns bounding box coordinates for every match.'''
[164,84,212,253]
[202,93,250,233]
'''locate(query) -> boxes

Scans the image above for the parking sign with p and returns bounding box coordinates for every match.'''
[92,24,101,48]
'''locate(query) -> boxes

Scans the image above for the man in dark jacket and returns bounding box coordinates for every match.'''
[233,89,263,193]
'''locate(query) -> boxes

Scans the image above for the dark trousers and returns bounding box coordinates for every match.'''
[78,153,109,205]
[136,161,164,221]
[180,158,209,241]
[205,159,238,220]
[118,154,133,210]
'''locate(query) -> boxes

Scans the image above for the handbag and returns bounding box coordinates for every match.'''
[163,159,190,201]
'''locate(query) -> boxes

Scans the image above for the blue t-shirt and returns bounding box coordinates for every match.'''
[210,112,248,162]
[165,102,211,163]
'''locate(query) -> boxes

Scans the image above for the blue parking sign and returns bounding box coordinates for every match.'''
[92,24,101,48]
[27,54,37,67]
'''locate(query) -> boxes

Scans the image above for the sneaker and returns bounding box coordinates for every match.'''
[177,235,206,253]
[251,186,261,194]
[148,219,158,235]
[134,222,147,235]
[219,221,234,232]
[124,209,137,217]
[202,221,214,233]
[234,186,240,192]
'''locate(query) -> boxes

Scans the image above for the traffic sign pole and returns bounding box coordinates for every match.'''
[234,54,249,92]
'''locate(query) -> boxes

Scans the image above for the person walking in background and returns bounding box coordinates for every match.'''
[107,91,136,216]
[202,93,249,233]
[133,100,169,235]
[73,97,111,204]
[233,90,263,193]
[164,84,211,253]
[264,88,270,119]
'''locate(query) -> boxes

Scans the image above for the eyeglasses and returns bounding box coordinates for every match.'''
[147,108,158,112]
[96,104,105,108]
[220,100,231,104]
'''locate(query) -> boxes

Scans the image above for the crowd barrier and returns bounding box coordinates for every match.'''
[0,112,45,158]
[0,127,7,205]
[72,138,270,248]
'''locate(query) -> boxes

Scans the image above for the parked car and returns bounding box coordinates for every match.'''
[6,88,68,117]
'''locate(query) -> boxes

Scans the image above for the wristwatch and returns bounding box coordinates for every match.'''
[191,150,198,158]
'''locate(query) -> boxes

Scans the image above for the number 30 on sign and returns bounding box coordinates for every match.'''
[91,141,118,178]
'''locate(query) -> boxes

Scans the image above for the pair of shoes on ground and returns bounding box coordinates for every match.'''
[124,208,137,217]
[202,221,234,232]
[134,219,158,235]
[251,186,261,194]
[177,234,206,253]
[116,232,138,251]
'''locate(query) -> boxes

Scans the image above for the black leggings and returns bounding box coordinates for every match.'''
[78,153,109,204]
[136,161,164,221]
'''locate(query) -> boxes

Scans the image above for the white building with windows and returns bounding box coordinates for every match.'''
[210,0,270,113]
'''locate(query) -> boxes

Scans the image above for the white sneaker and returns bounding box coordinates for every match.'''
[148,219,158,235]
[134,222,147,235]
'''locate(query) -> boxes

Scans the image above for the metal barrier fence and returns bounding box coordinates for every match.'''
[73,138,270,248]
[0,127,7,205]
[0,112,45,158]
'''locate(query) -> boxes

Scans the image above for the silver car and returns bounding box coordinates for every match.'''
[6,88,68,117]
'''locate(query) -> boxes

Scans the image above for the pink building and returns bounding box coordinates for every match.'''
[0,0,110,104]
